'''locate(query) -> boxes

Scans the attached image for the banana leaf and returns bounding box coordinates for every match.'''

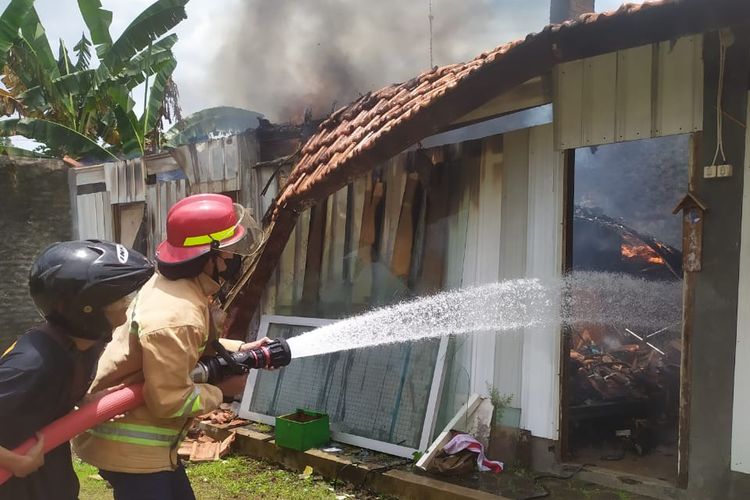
[104,0,188,73]
[142,57,176,136]
[77,0,112,53]
[73,33,92,71]
[113,104,144,156]
[0,117,117,160]
[0,0,33,67]
[20,7,58,77]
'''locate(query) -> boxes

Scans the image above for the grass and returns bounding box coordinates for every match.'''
[75,456,385,500]
[75,459,112,500]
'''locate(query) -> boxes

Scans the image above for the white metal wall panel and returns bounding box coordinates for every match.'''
[468,136,505,397]
[581,53,617,146]
[494,130,528,406]
[76,192,113,240]
[554,59,584,149]
[654,36,703,137]
[615,44,653,142]
[103,159,145,204]
[731,91,750,473]
[554,35,703,149]
[521,124,565,440]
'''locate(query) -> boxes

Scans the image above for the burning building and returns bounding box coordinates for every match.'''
[221,1,750,498]
[60,0,750,498]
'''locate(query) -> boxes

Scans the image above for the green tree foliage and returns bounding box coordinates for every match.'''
[0,0,187,160]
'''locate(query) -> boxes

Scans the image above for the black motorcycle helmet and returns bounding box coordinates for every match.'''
[29,240,154,340]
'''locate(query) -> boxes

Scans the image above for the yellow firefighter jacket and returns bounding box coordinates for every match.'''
[73,271,242,473]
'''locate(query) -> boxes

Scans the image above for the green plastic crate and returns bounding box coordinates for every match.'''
[275,409,330,451]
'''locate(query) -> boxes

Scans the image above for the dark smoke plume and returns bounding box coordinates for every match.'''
[215,0,547,122]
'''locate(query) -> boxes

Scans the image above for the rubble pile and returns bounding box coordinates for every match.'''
[568,326,681,406]
[177,404,248,462]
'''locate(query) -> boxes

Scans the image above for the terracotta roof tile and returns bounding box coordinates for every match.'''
[269,0,744,219]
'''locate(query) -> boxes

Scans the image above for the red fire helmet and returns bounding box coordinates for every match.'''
[156,193,248,265]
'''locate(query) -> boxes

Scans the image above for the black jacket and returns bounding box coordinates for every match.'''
[0,325,102,500]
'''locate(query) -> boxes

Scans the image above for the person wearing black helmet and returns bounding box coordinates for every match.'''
[0,240,153,500]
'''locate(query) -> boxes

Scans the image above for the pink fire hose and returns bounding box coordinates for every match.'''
[0,384,144,485]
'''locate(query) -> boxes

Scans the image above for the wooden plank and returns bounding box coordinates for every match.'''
[75,164,105,186]
[554,59,584,150]
[391,172,419,279]
[207,140,224,193]
[195,141,212,192]
[415,394,482,471]
[347,177,367,284]
[654,35,703,136]
[319,193,335,288]
[330,187,348,285]
[103,162,118,203]
[118,203,145,248]
[258,164,279,217]
[615,44,653,142]
[275,222,296,313]
[238,132,262,220]
[380,156,408,266]
[301,202,327,313]
[409,179,427,288]
[293,209,311,305]
[581,53,617,146]
[76,192,113,240]
[444,145,477,289]
[224,137,240,191]
[352,176,381,306]
[418,161,450,293]
[75,195,89,239]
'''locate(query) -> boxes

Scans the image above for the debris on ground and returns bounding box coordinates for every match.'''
[197,402,249,427]
[178,426,235,462]
[567,323,681,460]
[568,325,680,407]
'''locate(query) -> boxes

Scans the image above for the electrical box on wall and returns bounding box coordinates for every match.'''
[718,164,733,177]
[704,164,733,178]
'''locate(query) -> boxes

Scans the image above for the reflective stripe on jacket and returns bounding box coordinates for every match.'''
[73,272,234,473]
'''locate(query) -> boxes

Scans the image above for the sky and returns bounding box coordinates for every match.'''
[8,0,643,128]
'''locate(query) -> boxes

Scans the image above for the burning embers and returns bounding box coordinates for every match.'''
[572,207,682,280]
[620,234,666,265]
[569,325,680,405]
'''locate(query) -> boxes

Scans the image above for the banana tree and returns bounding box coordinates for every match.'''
[0,0,188,160]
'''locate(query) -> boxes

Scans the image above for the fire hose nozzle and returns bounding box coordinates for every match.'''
[190,338,292,384]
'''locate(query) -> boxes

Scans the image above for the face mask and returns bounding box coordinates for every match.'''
[218,254,243,283]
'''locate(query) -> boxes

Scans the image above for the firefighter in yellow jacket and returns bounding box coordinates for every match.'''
[74,193,266,500]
